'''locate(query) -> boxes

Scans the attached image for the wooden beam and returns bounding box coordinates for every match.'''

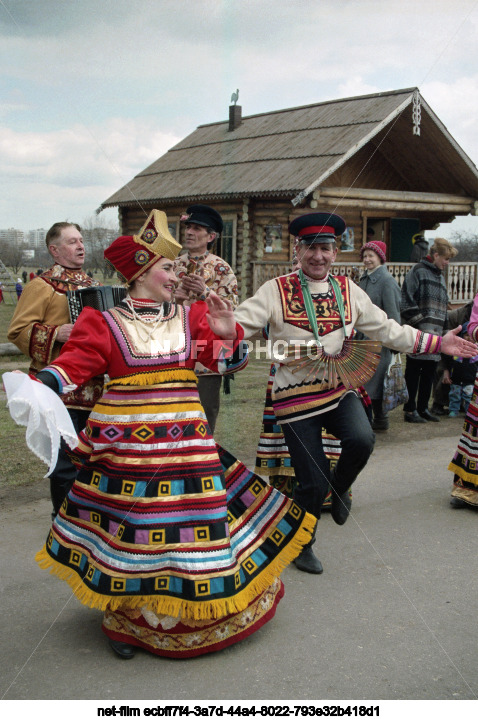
[327,198,473,212]
[319,186,474,205]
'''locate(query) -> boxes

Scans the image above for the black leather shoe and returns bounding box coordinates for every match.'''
[294,544,323,574]
[431,405,447,416]
[450,496,468,508]
[404,410,427,423]
[418,409,439,422]
[109,639,136,659]
[331,491,352,525]
[372,417,389,431]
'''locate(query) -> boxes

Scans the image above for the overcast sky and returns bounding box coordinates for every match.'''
[1,0,478,237]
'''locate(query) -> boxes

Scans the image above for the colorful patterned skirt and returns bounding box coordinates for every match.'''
[36,370,315,657]
[448,370,478,506]
[102,578,284,658]
[255,365,354,505]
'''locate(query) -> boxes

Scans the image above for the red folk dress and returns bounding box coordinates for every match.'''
[35,297,315,658]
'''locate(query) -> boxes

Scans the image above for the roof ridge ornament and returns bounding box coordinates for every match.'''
[412,90,421,136]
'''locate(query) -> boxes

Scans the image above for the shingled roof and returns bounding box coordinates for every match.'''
[100,87,478,210]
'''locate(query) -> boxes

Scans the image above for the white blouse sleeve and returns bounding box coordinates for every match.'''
[3,371,78,477]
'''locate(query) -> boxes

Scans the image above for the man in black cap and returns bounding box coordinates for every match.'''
[234,212,477,575]
[174,204,239,432]
[410,233,429,263]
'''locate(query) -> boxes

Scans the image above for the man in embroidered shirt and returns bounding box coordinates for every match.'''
[174,205,239,432]
[8,222,104,518]
[234,212,477,575]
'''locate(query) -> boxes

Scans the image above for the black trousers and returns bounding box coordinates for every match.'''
[403,356,438,414]
[281,393,375,519]
[197,375,222,434]
[49,408,90,515]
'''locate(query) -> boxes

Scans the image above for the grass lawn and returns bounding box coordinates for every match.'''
[1,301,46,487]
[0,299,20,344]
[1,298,271,489]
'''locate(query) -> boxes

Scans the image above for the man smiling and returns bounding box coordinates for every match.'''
[234,212,477,575]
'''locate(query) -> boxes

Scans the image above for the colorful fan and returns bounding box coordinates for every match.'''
[287,338,382,389]
[291,270,383,389]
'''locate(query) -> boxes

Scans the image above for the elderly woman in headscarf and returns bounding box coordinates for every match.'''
[358,240,401,430]
[10,210,314,660]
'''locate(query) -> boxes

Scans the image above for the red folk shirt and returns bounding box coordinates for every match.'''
[43,300,244,391]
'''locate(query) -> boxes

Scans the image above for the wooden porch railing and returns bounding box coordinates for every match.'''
[251,261,478,304]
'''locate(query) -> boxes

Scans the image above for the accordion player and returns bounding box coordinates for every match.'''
[67,286,127,323]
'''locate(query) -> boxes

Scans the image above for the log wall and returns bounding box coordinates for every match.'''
[118,182,475,302]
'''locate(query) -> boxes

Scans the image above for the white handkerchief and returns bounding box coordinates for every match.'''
[3,371,78,477]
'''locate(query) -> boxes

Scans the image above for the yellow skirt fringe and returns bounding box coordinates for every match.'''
[35,511,316,621]
[448,461,478,488]
[256,466,296,478]
[106,369,198,388]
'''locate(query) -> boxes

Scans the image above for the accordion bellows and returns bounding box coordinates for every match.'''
[67,286,127,322]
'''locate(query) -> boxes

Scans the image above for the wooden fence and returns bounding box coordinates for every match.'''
[252,261,478,304]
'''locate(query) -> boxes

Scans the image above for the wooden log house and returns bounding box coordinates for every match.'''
[100,88,478,302]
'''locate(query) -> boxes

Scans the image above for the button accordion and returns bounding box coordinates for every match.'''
[67,286,127,322]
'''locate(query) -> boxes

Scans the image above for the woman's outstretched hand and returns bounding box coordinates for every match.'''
[205,292,237,339]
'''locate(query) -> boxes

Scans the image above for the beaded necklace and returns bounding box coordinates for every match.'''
[124,296,165,342]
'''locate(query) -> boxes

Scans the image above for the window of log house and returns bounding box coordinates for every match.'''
[216,217,236,268]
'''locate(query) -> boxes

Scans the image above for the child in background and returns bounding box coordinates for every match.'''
[442,322,478,417]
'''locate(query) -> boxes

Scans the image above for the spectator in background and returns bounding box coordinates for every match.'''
[442,322,478,417]
[15,279,23,299]
[7,222,103,518]
[22,270,27,284]
[401,237,457,423]
[410,233,429,263]
[431,300,473,415]
[358,240,401,431]
[174,205,239,433]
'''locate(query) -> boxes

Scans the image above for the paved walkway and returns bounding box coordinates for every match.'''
[1,426,478,702]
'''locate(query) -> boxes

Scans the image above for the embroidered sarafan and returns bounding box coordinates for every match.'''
[35,298,315,657]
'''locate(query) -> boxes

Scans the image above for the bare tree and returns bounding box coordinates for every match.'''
[34,243,51,269]
[81,216,120,278]
[0,236,28,275]
[449,230,478,261]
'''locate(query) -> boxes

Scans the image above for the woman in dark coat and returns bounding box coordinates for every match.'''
[358,240,402,430]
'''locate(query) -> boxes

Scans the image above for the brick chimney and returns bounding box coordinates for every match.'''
[228,104,242,132]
